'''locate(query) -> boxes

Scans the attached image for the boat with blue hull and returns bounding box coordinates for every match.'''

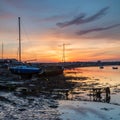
[8,17,43,78]
[9,65,43,75]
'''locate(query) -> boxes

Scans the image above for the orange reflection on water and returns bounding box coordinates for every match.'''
[64,66,120,102]
[65,66,120,87]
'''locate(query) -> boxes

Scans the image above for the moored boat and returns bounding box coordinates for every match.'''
[112,66,118,69]
[40,66,64,76]
[8,17,44,78]
[99,66,104,69]
[9,65,43,75]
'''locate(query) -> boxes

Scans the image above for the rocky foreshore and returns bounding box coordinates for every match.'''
[0,67,67,120]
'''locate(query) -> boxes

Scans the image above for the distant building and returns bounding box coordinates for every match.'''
[0,59,18,64]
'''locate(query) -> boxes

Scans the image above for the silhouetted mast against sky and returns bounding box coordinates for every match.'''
[18,17,21,62]
[62,43,71,63]
[62,43,65,63]
[2,42,3,59]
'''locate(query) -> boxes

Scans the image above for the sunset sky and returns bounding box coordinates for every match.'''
[0,0,120,62]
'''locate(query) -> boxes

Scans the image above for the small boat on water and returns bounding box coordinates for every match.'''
[99,66,104,69]
[9,65,43,75]
[112,66,118,69]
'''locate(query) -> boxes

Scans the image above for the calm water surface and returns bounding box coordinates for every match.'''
[65,66,120,104]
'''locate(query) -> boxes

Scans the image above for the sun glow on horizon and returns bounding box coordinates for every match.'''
[0,0,120,62]
[1,36,120,62]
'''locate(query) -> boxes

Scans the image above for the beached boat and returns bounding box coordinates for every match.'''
[8,17,43,77]
[40,66,64,76]
[9,65,43,75]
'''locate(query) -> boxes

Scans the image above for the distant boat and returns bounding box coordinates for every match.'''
[112,67,118,69]
[99,66,104,69]
[9,65,43,75]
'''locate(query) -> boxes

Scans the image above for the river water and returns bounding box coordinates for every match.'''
[65,66,120,104]
[0,66,120,119]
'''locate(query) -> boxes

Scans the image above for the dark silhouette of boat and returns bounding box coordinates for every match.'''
[99,66,104,69]
[40,66,64,76]
[112,66,118,69]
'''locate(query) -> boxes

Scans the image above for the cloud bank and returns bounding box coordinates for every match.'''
[76,24,120,35]
[56,7,109,28]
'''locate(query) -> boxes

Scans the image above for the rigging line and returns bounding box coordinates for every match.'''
[21,20,31,42]
[20,19,32,59]
[2,42,3,59]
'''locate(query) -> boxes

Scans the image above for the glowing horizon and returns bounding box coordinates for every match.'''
[0,0,120,62]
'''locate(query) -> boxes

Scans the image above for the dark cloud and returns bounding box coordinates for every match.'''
[76,24,120,35]
[56,7,109,28]
[56,13,85,27]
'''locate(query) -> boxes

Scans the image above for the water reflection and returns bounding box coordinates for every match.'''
[64,66,120,104]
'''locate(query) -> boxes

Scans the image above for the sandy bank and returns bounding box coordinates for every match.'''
[58,100,120,120]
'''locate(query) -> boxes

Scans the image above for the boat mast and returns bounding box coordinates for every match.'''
[18,17,21,62]
[2,42,3,59]
[62,43,65,63]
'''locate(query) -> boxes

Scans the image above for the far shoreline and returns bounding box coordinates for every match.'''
[30,61,120,69]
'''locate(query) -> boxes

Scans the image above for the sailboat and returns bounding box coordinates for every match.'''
[9,65,42,75]
[9,17,43,77]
